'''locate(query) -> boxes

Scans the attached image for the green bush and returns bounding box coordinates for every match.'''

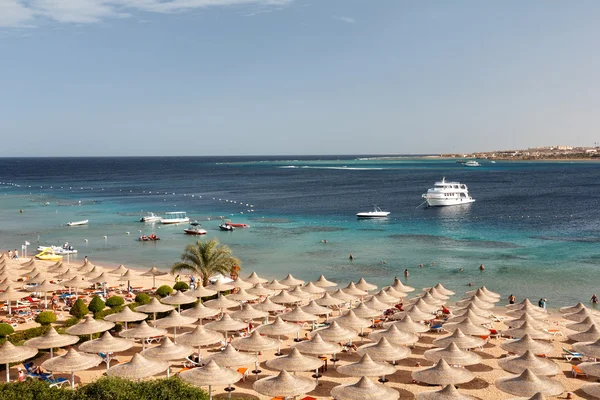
[0,379,71,400]
[2,326,50,345]
[156,285,173,298]
[134,293,151,305]
[0,323,14,338]
[105,296,125,308]
[34,311,57,326]
[173,282,189,291]
[94,305,123,320]
[64,317,80,328]
[88,295,106,315]
[69,299,89,319]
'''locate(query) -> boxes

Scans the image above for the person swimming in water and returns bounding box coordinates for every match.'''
[479,264,485,271]
[404,269,409,277]
[349,253,354,260]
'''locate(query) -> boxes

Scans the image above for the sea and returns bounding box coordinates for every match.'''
[0,156,599,307]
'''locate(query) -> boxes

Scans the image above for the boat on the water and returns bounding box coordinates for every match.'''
[356,206,390,218]
[35,248,63,261]
[37,243,77,255]
[219,224,235,231]
[140,212,161,222]
[225,222,250,228]
[139,233,160,241]
[464,160,481,167]
[421,177,475,207]
[160,211,189,224]
[67,220,88,226]
[184,222,207,235]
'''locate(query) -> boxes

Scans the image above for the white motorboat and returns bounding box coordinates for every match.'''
[37,243,78,254]
[160,211,189,224]
[140,212,161,222]
[184,222,207,235]
[67,220,88,226]
[356,206,390,218]
[464,160,481,167]
[421,177,475,207]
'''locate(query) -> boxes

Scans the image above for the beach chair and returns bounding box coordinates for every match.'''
[144,336,163,345]
[489,314,505,322]
[41,375,70,388]
[572,365,588,378]
[23,362,51,379]
[237,367,249,382]
[99,352,114,367]
[546,328,563,337]
[429,324,444,333]
[489,329,502,339]
[563,347,584,362]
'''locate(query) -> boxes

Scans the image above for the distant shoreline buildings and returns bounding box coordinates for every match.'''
[441,145,600,160]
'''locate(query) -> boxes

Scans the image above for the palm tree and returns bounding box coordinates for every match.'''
[171,238,241,287]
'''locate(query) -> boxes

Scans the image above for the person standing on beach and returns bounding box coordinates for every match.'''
[13,249,18,259]
[83,256,88,265]
[8,250,12,258]
[508,294,516,304]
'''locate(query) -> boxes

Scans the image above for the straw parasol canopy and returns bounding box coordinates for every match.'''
[387,315,429,334]
[231,303,268,321]
[247,283,273,297]
[416,384,478,400]
[24,273,51,285]
[344,282,368,297]
[372,290,398,304]
[266,348,323,372]
[117,270,135,285]
[303,300,334,316]
[351,302,381,319]
[559,302,600,315]
[24,327,79,357]
[568,324,600,342]
[265,279,289,291]
[311,321,356,343]
[433,328,486,350]
[357,337,411,362]
[280,273,305,287]
[83,266,104,278]
[582,383,600,399]
[395,305,435,322]
[77,263,95,274]
[418,291,448,305]
[61,276,90,290]
[88,272,115,284]
[41,348,102,389]
[245,271,268,284]
[254,370,316,398]
[563,308,600,323]
[426,283,456,296]
[453,302,493,318]
[446,310,492,326]
[578,362,600,378]
[316,292,345,307]
[231,276,254,289]
[293,332,342,356]
[506,298,539,310]
[370,324,419,346]
[504,313,550,330]
[384,286,406,299]
[333,310,372,330]
[253,297,286,312]
[118,321,167,350]
[421,287,450,301]
[106,353,169,380]
[205,343,257,367]
[28,281,64,296]
[204,313,247,337]
[231,330,279,353]
[303,282,326,295]
[391,277,415,292]
[406,298,440,313]
[313,274,337,288]
[443,317,491,336]
[104,306,148,330]
[503,321,553,340]
[500,334,554,356]
[363,296,391,311]
[424,342,482,366]
[225,288,258,302]
[108,264,129,275]
[337,353,396,378]
[161,290,196,308]
[79,331,133,355]
[208,276,235,292]
[141,337,194,361]
[332,376,399,400]
[204,294,242,310]
[462,288,498,303]
[495,369,564,397]
[355,277,377,292]
[566,316,597,332]
[288,286,311,300]
[20,267,45,277]
[270,290,302,305]
[412,359,475,385]
[257,317,301,338]
[0,341,38,382]
[281,306,319,322]
[506,304,547,319]
[66,316,115,339]
[331,289,357,303]
[176,325,224,348]
[179,360,242,400]
[154,310,197,338]
[189,285,218,298]
[135,297,175,319]
[140,266,169,288]
[455,295,494,309]
[498,350,560,376]
[181,302,220,322]
[574,338,600,359]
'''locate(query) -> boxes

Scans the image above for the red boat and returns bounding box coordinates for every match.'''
[226,222,250,228]
[139,234,160,241]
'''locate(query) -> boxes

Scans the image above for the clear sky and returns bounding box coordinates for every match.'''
[1,0,599,156]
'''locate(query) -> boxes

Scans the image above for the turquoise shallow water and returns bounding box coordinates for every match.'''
[0,156,599,307]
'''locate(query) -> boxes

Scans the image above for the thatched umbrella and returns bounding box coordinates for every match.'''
[78,331,133,371]
[313,274,337,288]
[331,289,357,304]
[230,303,268,329]
[578,362,600,377]
[506,298,539,311]
[416,292,446,306]
[179,360,242,400]
[280,305,318,334]
[154,310,197,339]
[302,301,334,319]
[189,285,218,298]
[337,353,396,383]
[331,376,399,400]
[351,302,381,322]
[247,283,273,297]
[266,348,323,383]
[495,369,564,397]
[204,294,241,312]
[372,290,397,304]
[416,384,478,400]
[387,315,429,334]
[563,308,600,323]
[20,267,45,277]
[506,303,547,318]
[232,330,279,378]
[357,337,411,365]
[453,302,494,318]
[245,271,268,285]
[257,317,301,355]
[311,321,356,345]
[270,290,302,305]
[135,298,174,322]
[66,316,115,340]
[253,370,316,399]
[384,287,405,299]
[226,288,258,303]
[118,321,167,350]
[503,322,553,340]
[0,286,29,313]
[231,276,254,290]
[280,273,305,287]
[370,324,419,346]
[443,317,490,336]
[41,348,102,389]
[61,277,90,294]
[208,276,235,292]
[355,277,377,292]
[88,273,115,297]
[77,263,95,274]
[104,306,148,330]
[504,313,549,330]
[411,359,475,386]
[83,266,104,279]
[574,338,600,359]
[0,341,37,382]
[24,273,51,285]
[363,296,391,311]
[446,310,492,326]
[568,324,600,342]
[24,327,79,358]
[140,337,194,377]
[205,343,257,367]
[344,282,368,297]
[160,290,196,312]
[498,350,560,376]
[559,302,600,315]
[421,287,450,301]
[108,264,128,275]
[265,279,288,291]
[395,305,435,322]
[303,282,326,296]
[176,325,223,362]
[117,270,136,292]
[461,288,498,303]
[500,334,554,356]
[426,283,456,296]
[433,328,486,350]
[566,316,597,332]
[316,293,345,308]
[107,353,169,380]
[288,286,311,301]
[332,310,372,340]
[204,313,246,340]
[582,383,600,399]
[390,277,415,292]
[424,342,482,366]
[140,266,169,289]
[455,296,494,309]
[406,298,439,313]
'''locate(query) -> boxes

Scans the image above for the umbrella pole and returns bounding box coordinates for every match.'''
[167,367,170,378]
[71,371,75,390]
[173,326,177,340]
[276,335,282,356]
[50,348,54,358]
[44,291,48,309]
[125,321,128,330]
[5,363,9,383]
[208,385,212,400]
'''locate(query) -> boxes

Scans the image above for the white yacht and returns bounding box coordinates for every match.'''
[464,160,481,167]
[421,178,475,207]
[160,211,189,224]
[356,206,390,218]
[140,212,161,222]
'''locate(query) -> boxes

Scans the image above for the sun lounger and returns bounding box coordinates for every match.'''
[41,375,70,388]
[546,328,563,337]
[237,367,249,381]
[572,365,588,378]
[489,314,505,322]
[99,352,114,367]
[429,324,444,333]
[563,347,584,362]
[489,329,502,339]
[24,362,52,379]
[144,336,163,345]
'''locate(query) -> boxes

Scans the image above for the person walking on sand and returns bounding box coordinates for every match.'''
[8,250,12,259]
[592,294,599,304]
[83,256,88,265]
[13,249,18,259]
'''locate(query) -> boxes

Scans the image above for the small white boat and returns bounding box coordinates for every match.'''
[160,211,189,224]
[67,220,88,226]
[37,243,78,254]
[464,160,481,167]
[356,206,390,218]
[421,177,475,207]
[140,212,161,222]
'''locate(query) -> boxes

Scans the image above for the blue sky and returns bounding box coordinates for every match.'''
[1,0,599,156]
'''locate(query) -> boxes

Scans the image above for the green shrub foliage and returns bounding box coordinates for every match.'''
[0,323,15,338]
[155,285,173,298]
[34,311,57,326]
[88,296,106,315]
[105,296,125,308]
[69,299,89,319]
